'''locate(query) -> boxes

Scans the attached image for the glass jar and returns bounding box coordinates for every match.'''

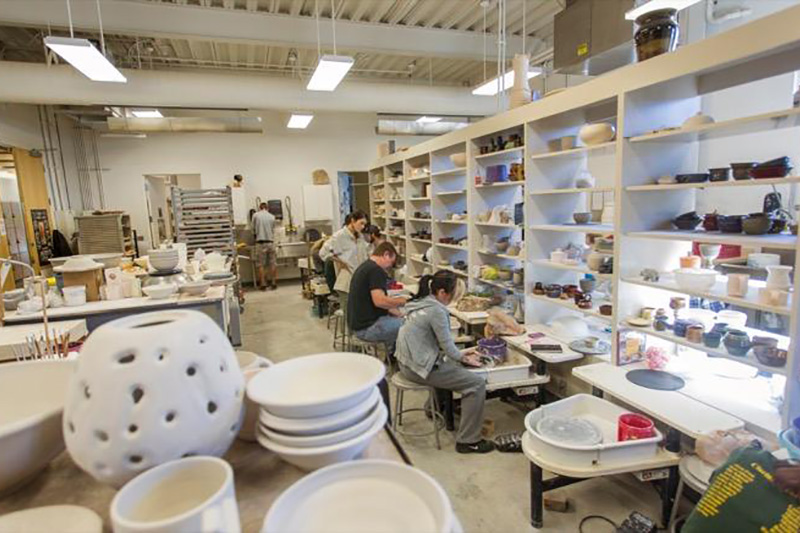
[635,8,679,62]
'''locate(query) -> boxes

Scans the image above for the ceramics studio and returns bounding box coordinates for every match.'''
[2,1,800,532]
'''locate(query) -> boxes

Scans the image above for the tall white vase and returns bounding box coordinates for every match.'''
[63,310,244,487]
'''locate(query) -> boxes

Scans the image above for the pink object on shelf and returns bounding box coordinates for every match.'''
[618,413,656,441]
[644,346,669,370]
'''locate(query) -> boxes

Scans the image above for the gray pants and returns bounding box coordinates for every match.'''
[399,361,486,444]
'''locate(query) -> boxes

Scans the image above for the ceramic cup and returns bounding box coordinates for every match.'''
[703,331,722,348]
[584,336,600,349]
[679,255,701,269]
[727,274,750,298]
[550,250,566,264]
[654,317,669,332]
[686,325,705,344]
[640,307,655,320]
[599,304,613,316]
[111,457,240,533]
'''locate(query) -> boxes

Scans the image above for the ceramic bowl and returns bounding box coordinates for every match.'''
[449,153,467,167]
[573,212,592,224]
[717,215,744,233]
[148,250,180,272]
[682,112,715,128]
[247,353,385,418]
[263,460,452,533]
[723,329,751,357]
[672,212,702,231]
[0,360,75,495]
[578,123,615,146]
[674,268,717,292]
[179,280,212,296]
[260,402,386,449]
[675,173,709,184]
[708,168,731,182]
[495,241,510,252]
[730,162,756,180]
[0,505,102,533]
[743,213,772,235]
[255,403,387,471]
[143,283,178,299]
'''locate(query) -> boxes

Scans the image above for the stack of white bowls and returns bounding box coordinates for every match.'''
[246,352,387,471]
[148,247,180,272]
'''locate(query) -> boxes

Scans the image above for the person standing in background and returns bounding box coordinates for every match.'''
[326,210,368,296]
[252,202,277,291]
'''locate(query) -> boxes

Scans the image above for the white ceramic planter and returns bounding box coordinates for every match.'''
[578,123,615,146]
[0,360,75,496]
[63,310,244,487]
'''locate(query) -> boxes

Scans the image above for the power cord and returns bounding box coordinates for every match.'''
[579,515,618,533]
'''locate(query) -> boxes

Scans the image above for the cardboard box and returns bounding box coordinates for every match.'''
[62,269,104,302]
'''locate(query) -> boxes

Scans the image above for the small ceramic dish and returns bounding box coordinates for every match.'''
[626,317,651,327]
[142,283,178,299]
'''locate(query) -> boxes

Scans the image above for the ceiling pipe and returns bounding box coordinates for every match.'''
[107,116,264,133]
[0,61,499,116]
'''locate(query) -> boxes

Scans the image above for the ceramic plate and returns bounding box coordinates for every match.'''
[568,339,611,355]
[0,505,102,533]
[248,353,385,418]
[259,387,380,435]
[626,317,651,327]
[262,460,452,533]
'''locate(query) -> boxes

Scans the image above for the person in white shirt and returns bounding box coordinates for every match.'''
[326,210,368,294]
[252,202,277,290]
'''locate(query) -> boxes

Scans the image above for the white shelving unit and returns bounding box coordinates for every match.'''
[368,7,800,430]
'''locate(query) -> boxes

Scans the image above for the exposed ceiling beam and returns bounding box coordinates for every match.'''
[0,0,528,61]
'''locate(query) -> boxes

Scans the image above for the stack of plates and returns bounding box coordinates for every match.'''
[262,460,462,533]
[246,353,387,471]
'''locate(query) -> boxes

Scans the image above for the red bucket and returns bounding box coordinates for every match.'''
[617,413,655,441]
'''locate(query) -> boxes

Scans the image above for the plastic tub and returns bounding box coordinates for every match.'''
[62,286,87,307]
[467,350,531,384]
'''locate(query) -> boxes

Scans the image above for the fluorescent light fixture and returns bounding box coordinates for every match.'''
[287,114,314,129]
[625,0,703,20]
[44,36,126,83]
[131,109,163,118]
[416,116,442,123]
[471,69,542,96]
[307,55,354,91]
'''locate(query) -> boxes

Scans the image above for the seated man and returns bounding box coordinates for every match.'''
[347,241,407,347]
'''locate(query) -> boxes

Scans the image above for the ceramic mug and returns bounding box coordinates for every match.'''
[640,307,655,320]
[584,336,600,349]
[727,274,750,297]
[550,249,566,264]
[111,456,240,533]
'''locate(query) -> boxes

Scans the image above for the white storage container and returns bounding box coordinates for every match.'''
[469,350,532,384]
[524,394,662,468]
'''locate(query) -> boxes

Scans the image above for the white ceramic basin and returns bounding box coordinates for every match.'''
[260,402,384,449]
[255,404,387,471]
[143,283,177,299]
[262,459,452,533]
[247,353,385,418]
[0,360,75,495]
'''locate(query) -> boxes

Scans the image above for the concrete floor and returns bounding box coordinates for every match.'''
[240,284,665,532]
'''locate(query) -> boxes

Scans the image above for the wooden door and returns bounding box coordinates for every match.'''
[13,148,53,274]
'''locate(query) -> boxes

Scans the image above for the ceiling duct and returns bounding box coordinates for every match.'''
[554,0,636,76]
[107,116,263,133]
[376,120,469,136]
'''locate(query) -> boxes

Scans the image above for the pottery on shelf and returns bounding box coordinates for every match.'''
[731,162,757,180]
[766,265,793,290]
[708,167,731,182]
[682,112,715,129]
[573,212,592,224]
[579,123,616,146]
[674,268,716,292]
[575,171,595,189]
[717,215,744,233]
[63,310,244,488]
[672,211,702,231]
[449,153,467,168]
[742,213,773,235]
[579,277,596,294]
[635,8,679,62]
[723,329,751,357]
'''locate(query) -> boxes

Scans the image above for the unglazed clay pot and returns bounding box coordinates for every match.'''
[579,123,616,146]
[63,310,244,488]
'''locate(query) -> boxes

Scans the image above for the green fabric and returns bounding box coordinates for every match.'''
[682,447,800,533]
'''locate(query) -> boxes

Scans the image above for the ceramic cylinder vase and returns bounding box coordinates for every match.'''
[63,310,244,488]
[766,265,793,290]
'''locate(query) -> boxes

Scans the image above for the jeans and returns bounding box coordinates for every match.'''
[355,315,403,352]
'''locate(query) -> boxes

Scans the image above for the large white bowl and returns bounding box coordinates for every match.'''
[260,402,385,449]
[578,123,615,146]
[255,403,387,471]
[148,249,180,271]
[179,280,212,296]
[143,283,178,299]
[247,353,385,418]
[259,387,381,436]
[674,268,717,293]
[262,459,453,533]
[0,505,102,533]
[0,360,75,495]
[449,153,467,167]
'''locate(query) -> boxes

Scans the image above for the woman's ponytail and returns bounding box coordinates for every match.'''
[412,270,456,301]
[413,275,433,300]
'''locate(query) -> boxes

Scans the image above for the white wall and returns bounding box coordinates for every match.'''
[94,111,425,249]
[0,103,42,149]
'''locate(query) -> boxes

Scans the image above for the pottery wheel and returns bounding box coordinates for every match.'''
[536,416,603,446]
[568,339,611,356]
[626,369,685,391]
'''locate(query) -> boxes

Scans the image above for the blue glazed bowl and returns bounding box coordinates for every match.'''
[779,428,800,460]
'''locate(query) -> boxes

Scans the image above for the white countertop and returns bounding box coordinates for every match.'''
[573,362,744,439]
[4,286,226,323]
[0,320,88,361]
[503,324,585,364]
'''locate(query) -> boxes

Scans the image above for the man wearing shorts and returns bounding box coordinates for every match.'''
[252,202,277,290]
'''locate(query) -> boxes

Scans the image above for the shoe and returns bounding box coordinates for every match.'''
[456,439,495,454]
[271,283,278,290]
[259,285,267,291]
[494,432,523,453]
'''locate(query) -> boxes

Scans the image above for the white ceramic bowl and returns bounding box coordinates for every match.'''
[0,360,75,495]
[147,250,180,272]
[262,459,453,533]
[578,123,615,146]
[17,298,44,314]
[143,283,178,299]
[247,353,385,418]
[682,112,715,128]
[179,280,212,296]
[260,402,385,449]
[259,387,381,436]
[449,153,467,167]
[0,505,102,533]
[62,286,87,307]
[674,268,717,292]
[255,403,387,470]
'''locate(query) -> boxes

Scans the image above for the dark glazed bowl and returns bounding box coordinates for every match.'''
[708,168,731,182]
[673,211,702,231]
[703,213,719,232]
[742,213,772,235]
[675,173,710,184]
[723,329,751,357]
[717,215,744,233]
[730,162,756,180]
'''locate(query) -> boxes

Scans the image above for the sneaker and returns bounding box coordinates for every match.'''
[456,439,495,454]
[271,283,278,290]
[494,432,523,453]
[259,285,267,291]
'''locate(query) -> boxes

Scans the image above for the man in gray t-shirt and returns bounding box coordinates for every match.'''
[252,203,277,290]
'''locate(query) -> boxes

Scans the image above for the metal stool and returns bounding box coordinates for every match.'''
[351,338,397,375]
[668,455,713,528]
[331,309,349,349]
[390,372,444,449]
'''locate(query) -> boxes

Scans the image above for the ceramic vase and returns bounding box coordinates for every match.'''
[766,265,793,290]
[63,310,244,488]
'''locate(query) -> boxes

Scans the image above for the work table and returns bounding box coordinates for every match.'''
[0,320,88,362]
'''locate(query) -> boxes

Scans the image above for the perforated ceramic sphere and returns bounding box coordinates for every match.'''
[63,310,244,488]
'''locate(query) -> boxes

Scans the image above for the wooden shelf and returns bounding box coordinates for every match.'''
[388,198,405,203]
[475,222,518,229]
[626,176,800,191]
[530,186,614,196]
[527,292,613,323]
[436,190,467,197]
[409,238,432,245]
[434,219,467,225]
[408,217,432,223]
[408,174,431,182]
[530,141,615,161]
[475,181,524,189]
[529,258,613,280]
[436,242,468,251]
[625,230,797,250]
[431,168,466,177]
[530,223,614,235]
[409,197,431,202]
[629,106,800,144]
[474,145,525,160]
[478,250,523,261]
[621,274,792,315]
[624,323,788,376]
[478,278,523,293]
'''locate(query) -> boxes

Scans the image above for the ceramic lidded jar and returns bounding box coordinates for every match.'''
[634,8,679,62]
[63,310,244,488]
